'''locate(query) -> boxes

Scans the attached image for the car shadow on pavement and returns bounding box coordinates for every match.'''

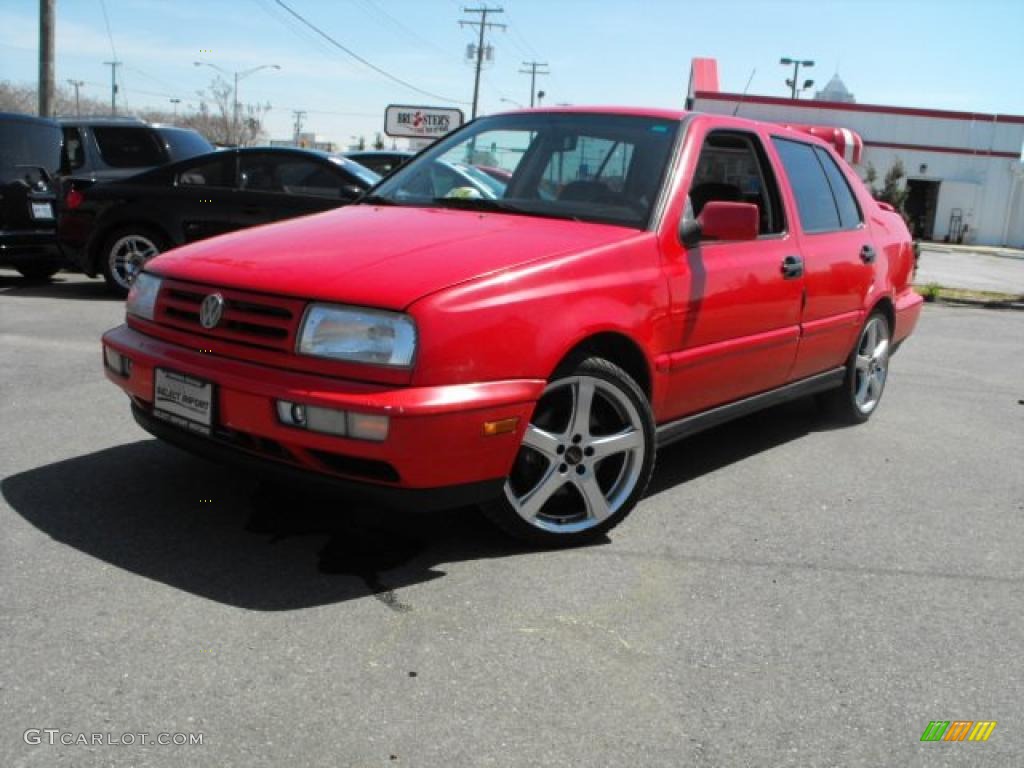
[0,273,117,300]
[2,396,843,612]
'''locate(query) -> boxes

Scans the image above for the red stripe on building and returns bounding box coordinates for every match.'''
[694,90,1024,126]
[863,140,1020,159]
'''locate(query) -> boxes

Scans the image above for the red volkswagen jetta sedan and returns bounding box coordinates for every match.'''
[102,108,922,545]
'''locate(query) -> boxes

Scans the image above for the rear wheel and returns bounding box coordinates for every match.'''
[101,227,166,296]
[482,357,655,546]
[820,311,891,424]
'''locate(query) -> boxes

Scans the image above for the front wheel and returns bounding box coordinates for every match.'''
[101,227,166,296]
[482,357,655,546]
[820,311,891,424]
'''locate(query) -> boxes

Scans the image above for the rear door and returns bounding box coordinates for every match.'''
[660,126,805,420]
[167,151,241,243]
[0,118,61,237]
[770,137,874,380]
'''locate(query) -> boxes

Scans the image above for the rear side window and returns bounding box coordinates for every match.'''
[814,146,862,229]
[177,155,235,188]
[61,127,86,171]
[772,138,840,233]
[92,126,166,168]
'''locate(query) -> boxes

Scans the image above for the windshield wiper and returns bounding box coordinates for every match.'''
[357,193,398,206]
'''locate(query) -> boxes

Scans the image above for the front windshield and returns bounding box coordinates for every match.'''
[369,112,681,229]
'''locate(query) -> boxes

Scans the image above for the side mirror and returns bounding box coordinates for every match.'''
[697,201,760,242]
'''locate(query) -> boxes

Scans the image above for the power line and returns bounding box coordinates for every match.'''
[272,0,468,104]
[459,6,506,119]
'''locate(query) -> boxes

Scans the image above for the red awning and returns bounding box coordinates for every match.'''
[784,124,863,165]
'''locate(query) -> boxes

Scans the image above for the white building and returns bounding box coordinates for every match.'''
[687,58,1024,247]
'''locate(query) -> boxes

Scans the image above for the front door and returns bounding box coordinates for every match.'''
[660,127,805,421]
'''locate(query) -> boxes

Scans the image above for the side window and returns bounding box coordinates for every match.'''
[689,131,785,236]
[61,127,85,171]
[92,126,167,168]
[276,159,345,198]
[771,138,841,233]
[814,147,863,229]
[177,155,235,188]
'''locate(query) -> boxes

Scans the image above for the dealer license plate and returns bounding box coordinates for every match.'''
[153,369,214,434]
[30,201,54,220]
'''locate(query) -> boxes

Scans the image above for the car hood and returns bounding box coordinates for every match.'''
[147,205,642,309]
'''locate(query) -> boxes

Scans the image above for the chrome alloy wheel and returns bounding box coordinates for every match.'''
[853,315,890,414]
[504,375,646,534]
[108,234,159,290]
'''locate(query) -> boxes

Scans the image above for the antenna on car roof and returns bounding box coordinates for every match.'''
[732,68,757,117]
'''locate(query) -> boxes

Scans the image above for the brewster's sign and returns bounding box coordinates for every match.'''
[384,105,465,140]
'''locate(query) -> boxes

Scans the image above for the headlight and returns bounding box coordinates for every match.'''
[126,272,162,320]
[297,304,417,367]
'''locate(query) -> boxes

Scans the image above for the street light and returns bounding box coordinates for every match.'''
[169,97,181,117]
[193,61,280,144]
[499,97,524,109]
[780,57,814,99]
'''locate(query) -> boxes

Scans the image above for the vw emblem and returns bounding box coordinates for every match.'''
[199,293,225,329]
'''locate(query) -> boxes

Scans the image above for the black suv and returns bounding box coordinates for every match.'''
[0,112,63,279]
[59,117,213,184]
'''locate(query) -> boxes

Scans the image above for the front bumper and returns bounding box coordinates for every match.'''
[103,324,544,508]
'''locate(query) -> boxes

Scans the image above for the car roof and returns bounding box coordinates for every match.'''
[56,115,147,126]
[491,105,689,121]
[0,111,59,127]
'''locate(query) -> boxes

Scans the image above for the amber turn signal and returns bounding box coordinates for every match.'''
[482,417,519,437]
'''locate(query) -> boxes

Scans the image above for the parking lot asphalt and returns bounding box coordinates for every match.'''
[2,269,1022,768]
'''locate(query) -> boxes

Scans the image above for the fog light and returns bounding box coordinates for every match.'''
[103,346,130,377]
[305,406,348,437]
[275,399,388,441]
[347,412,389,442]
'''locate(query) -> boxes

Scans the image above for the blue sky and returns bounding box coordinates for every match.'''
[2,0,1022,145]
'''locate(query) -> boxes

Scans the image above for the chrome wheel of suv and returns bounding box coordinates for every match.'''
[484,357,655,545]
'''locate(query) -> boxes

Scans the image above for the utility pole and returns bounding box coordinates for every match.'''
[459,6,505,119]
[103,60,121,114]
[518,60,548,108]
[292,110,307,145]
[67,79,85,116]
[39,0,56,117]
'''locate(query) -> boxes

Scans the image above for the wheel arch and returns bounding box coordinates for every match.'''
[551,330,653,399]
[868,295,895,334]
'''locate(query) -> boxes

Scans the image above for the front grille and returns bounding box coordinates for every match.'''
[155,279,305,352]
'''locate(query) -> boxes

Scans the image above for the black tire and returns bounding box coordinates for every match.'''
[15,263,61,281]
[100,226,168,297]
[481,356,656,546]
[819,310,892,425]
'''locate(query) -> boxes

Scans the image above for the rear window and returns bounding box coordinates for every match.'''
[92,126,167,168]
[158,128,215,161]
[814,146,863,229]
[0,119,61,177]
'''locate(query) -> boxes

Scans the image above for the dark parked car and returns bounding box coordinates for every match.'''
[0,112,64,280]
[59,147,380,294]
[59,116,213,184]
[342,150,412,176]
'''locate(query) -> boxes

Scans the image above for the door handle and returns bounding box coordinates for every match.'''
[781,254,804,279]
[860,244,877,263]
